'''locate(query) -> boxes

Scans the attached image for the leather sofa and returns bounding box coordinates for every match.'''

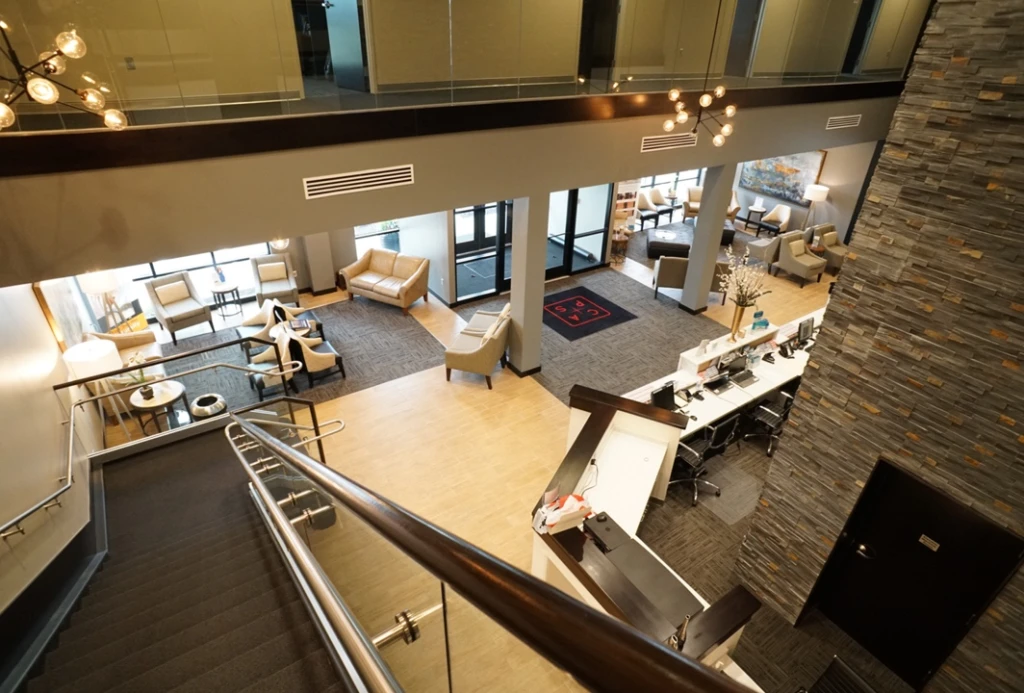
[341,249,429,314]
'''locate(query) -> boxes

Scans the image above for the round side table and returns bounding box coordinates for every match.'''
[211,282,241,318]
[130,380,191,434]
[745,205,767,232]
[610,233,629,264]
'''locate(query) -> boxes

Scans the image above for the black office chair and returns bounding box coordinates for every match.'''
[670,415,740,506]
[743,390,795,456]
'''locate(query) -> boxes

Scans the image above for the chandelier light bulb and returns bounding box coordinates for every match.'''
[674,101,685,113]
[612,81,619,90]
[668,88,681,102]
[712,134,726,147]
[724,104,737,118]
[103,108,128,131]
[39,52,67,75]
[663,119,676,133]
[26,77,60,105]
[714,85,726,98]
[577,76,586,84]
[0,17,10,32]
[55,30,87,59]
[626,75,633,81]
[676,111,689,124]
[699,93,713,108]
[721,123,734,137]
[79,88,105,111]
[0,102,14,129]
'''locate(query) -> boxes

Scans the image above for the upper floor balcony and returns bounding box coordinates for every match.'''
[0,0,930,135]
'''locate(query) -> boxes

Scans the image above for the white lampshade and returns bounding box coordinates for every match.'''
[78,269,120,295]
[804,184,830,202]
[63,339,122,380]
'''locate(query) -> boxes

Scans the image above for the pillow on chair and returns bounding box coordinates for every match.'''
[154,280,189,306]
[789,240,806,257]
[258,262,287,282]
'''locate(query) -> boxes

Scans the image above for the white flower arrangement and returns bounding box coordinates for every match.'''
[718,247,771,308]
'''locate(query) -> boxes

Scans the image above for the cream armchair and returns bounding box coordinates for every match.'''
[249,331,299,400]
[445,314,511,390]
[758,204,791,236]
[816,224,848,274]
[290,332,346,388]
[654,257,688,298]
[341,248,429,314]
[771,230,826,287]
[144,272,213,345]
[252,253,299,306]
[636,191,660,230]
[726,191,740,222]
[683,186,702,222]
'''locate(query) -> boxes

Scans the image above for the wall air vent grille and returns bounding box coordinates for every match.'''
[826,114,862,130]
[303,164,415,200]
[640,132,698,153]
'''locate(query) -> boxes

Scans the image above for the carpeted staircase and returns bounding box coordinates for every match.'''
[25,431,340,693]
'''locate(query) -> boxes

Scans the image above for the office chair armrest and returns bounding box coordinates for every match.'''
[678,442,700,458]
[780,391,794,401]
[757,405,776,416]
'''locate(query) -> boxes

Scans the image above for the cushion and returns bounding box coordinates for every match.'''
[163,297,206,321]
[686,202,701,210]
[154,280,189,306]
[260,279,293,297]
[258,262,287,282]
[373,276,405,298]
[368,249,398,276]
[392,255,423,280]
[450,332,483,352]
[498,303,511,320]
[120,342,162,364]
[349,271,388,291]
[822,231,838,246]
[688,187,702,202]
[789,240,806,257]
[465,313,498,332]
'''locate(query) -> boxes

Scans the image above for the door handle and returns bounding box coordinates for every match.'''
[322,1,334,7]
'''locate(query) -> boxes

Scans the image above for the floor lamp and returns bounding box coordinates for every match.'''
[63,339,133,442]
[803,184,830,236]
[78,269,125,332]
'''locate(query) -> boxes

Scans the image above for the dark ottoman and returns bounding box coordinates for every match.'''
[646,228,691,259]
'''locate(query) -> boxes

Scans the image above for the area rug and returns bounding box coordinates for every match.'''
[162,297,444,409]
[542,286,636,341]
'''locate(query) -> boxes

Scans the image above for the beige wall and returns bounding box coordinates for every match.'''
[7,0,302,110]
[365,0,582,88]
[396,212,456,302]
[0,95,898,286]
[615,0,735,78]
[0,286,99,612]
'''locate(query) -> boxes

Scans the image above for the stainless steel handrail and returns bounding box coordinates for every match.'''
[234,417,346,449]
[0,360,301,539]
[229,414,750,693]
[225,422,400,693]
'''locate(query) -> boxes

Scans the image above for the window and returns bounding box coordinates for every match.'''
[640,168,704,194]
[354,219,401,257]
[151,253,215,275]
[213,243,270,264]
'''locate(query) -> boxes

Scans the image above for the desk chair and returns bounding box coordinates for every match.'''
[742,390,794,456]
[670,416,740,506]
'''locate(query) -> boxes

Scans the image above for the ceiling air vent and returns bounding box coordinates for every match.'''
[826,114,862,130]
[641,132,698,153]
[303,164,415,200]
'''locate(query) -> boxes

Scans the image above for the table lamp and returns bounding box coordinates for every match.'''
[63,339,132,439]
[803,184,830,232]
[78,269,124,332]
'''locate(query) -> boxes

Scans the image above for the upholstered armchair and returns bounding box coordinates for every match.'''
[746,235,781,267]
[291,332,346,388]
[710,261,729,303]
[758,204,791,236]
[462,303,510,336]
[252,253,299,306]
[682,186,702,222]
[726,191,741,222]
[445,315,510,390]
[648,188,676,224]
[249,331,299,400]
[816,224,848,274]
[771,230,826,287]
[235,309,277,360]
[636,191,661,231]
[144,272,213,345]
[654,257,688,298]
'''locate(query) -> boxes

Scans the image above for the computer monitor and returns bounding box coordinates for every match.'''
[798,318,814,344]
[651,382,676,411]
[726,357,747,376]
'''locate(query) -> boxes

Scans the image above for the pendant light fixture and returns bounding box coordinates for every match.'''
[659,0,736,145]
[0,20,126,131]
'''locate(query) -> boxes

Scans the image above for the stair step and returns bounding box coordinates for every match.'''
[167,621,324,693]
[103,492,256,553]
[65,534,282,637]
[235,649,339,693]
[45,561,292,674]
[43,596,311,693]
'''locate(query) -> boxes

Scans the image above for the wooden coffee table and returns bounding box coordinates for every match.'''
[130,380,191,434]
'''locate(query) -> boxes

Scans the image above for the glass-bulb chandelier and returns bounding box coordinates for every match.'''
[0,22,126,132]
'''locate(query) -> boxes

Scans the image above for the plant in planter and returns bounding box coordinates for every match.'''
[718,247,771,342]
[125,352,154,399]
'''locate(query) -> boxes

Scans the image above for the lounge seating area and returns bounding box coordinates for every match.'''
[144,272,215,345]
[446,303,511,389]
[771,230,827,287]
[253,253,300,305]
[341,248,430,315]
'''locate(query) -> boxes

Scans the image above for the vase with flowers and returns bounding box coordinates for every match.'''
[718,248,772,342]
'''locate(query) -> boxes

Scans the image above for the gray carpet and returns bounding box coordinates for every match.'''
[456,269,729,404]
[164,298,444,407]
[626,220,758,269]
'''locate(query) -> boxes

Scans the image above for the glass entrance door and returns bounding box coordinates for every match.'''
[545,184,612,279]
[454,201,513,301]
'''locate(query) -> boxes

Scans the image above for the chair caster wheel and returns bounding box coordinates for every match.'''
[716,490,721,497]
[691,501,698,507]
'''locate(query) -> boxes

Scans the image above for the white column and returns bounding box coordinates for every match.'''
[508,193,550,375]
[681,163,739,314]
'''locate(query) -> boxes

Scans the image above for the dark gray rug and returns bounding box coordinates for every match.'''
[163,298,444,408]
[456,269,728,404]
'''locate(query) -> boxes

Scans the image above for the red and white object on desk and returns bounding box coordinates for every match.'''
[533,494,592,535]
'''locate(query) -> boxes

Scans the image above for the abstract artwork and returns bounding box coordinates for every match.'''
[739,151,826,206]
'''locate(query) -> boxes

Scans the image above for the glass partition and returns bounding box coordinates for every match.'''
[1,0,927,134]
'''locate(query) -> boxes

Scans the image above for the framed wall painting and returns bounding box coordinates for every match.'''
[738,151,826,207]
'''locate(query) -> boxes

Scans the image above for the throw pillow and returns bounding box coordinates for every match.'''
[154,280,189,306]
[258,262,287,282]
[789,240,806,257]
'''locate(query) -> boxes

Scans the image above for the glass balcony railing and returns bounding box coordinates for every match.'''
[1,0,930,134]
